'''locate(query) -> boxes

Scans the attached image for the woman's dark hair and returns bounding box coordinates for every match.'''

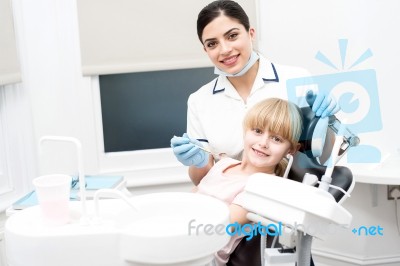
[197,0,250,43]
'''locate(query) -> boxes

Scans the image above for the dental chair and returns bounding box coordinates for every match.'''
[227,103,358,266]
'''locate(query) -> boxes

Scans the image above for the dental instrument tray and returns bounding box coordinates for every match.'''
[242,173,352,239]
[11,175,125,210]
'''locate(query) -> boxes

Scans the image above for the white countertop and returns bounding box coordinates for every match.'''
[346,155,400,184]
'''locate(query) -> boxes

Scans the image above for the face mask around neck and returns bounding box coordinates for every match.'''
[214,51,259,77]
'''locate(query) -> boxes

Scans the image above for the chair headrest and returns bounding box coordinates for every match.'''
[299,106,329,159]
[288,106,354,203]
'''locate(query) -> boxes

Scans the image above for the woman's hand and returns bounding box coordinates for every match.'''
[170,133,209,168]
[307,90,340,118]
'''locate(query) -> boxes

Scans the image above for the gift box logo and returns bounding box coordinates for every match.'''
[286,39,382,163]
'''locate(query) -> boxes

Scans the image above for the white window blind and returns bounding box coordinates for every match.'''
[0,0,21,85]
[76,0,257,76]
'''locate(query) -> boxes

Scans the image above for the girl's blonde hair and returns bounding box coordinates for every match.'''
[243,98,303,176]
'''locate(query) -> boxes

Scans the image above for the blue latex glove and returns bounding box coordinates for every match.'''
[306,90,340,118]
[170,133,209,168]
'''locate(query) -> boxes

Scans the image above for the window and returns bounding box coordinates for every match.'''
[99,67,215,152]
[0,84,36,212]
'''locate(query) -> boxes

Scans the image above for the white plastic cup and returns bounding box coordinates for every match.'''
[33,174,72,226]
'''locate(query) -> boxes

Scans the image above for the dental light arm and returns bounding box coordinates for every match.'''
[319,135,344,191]
[297,132,346,266]
[279,104,355,266]
[282,154,294,179]
[328,116,360,162]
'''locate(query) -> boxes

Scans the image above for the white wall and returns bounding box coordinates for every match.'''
[258,0,400,158]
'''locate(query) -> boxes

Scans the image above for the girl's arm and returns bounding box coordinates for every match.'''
[229,204,250,225]
[188,155,214,185]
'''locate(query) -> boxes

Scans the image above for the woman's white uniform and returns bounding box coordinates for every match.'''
[187,54,312,159]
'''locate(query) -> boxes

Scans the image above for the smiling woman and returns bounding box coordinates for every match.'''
[200,15,255,77]
[57,0,257,187]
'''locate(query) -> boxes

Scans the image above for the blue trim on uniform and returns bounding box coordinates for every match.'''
[197,139,209,143]
[262,63,279,82]
[213,62,279,95]
[212,78,225,94]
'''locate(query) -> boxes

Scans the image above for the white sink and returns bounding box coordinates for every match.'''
[5,192,230,266]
